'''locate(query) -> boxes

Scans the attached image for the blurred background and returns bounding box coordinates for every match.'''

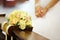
[0,0,60,40]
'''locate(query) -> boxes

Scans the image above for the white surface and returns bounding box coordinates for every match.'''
[33,1,60,40]
[0,0,60,40]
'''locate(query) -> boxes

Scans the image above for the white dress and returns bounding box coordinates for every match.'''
[39,0,60,8]
[39,0,51,8]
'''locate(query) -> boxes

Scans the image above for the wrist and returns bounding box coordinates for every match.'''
[44,7,49,12]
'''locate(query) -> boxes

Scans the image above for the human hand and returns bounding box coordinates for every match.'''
[35,6,44,17]
[35,6,48,17]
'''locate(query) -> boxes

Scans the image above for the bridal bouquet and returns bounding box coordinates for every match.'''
[7,10,32,30]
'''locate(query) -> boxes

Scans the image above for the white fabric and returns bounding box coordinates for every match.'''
[37,0,60,8]
[39,0,51,8]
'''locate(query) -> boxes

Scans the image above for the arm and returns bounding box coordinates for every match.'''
[44,0,59,12]
[35,0,59,17]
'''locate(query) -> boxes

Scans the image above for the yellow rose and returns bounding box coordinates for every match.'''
[7,10,32,30]
[19,20,26,30]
